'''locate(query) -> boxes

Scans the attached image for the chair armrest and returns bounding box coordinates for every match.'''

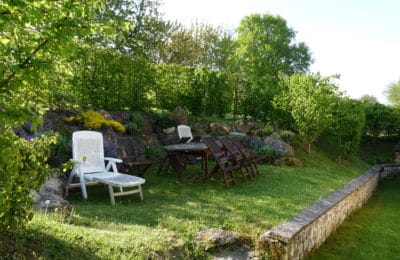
[119,156,137,160]
[104,157,123,163]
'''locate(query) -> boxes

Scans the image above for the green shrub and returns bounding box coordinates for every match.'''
[262,125,274,137]
[279,130,296,143]
[131,112,145,129]
[154,64,231,117]
[145,144,165,161]
[334,98,365,160]
[257,145,278,163]
[152,112,175,130]
[52,90,75,111]
[125,122,139,135]
[365,155,393,165]
[0,129,56,232]
[48,134,71,167]
[364,103,400,140]
[125,112,145,135]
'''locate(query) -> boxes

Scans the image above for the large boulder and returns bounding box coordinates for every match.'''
[241,136,264,151]
[192,121,210,136]
[234,119,262,136]
[195,228,240,251]
[98,109,113,120]
[33,174,69,211]
[210,122,231,136]
[263,133,295,157]
[171,106,188,125]
[109,111,131,125]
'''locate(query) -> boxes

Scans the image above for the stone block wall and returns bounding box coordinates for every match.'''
[258,164,399,260]
[379,163,400,179]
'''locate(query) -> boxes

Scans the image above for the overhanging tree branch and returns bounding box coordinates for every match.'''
[0,38,49,89]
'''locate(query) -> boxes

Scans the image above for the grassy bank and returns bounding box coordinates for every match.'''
[3,148,370,259]
[309,175,400,259]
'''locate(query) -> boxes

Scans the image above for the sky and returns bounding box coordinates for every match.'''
[160,0,400,104]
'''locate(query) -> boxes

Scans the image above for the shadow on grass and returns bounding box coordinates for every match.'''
[0,229,101,259]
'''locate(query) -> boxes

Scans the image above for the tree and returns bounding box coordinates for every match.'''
[153,64,231,117]
[385,79,400,107]
[100,0,174,63]
[163,22,234,70]
[234,14,312,121]
[0,0,103,232]
[163,25,200,66]
[71,0,174,111]
[360,94,378,104]
[334,98,366,161]
[274,73,339,153]
[364,103,400,141]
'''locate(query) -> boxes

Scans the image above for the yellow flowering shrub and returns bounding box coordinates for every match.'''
[66,110,126,133]
[64,116,75,124]
[105,120,126,133]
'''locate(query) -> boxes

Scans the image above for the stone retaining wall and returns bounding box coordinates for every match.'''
[258,163,400,260]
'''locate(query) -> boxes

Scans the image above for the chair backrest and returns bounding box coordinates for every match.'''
[202,136,229,165]
[219,136,243,161]
[177,125,193,143]
[72,131,105,174]
[229,136,252,159]
[115,137,147,161]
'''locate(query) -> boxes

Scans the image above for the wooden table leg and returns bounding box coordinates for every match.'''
[203,150,209,180]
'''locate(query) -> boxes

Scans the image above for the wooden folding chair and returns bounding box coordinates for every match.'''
[219,136,255,179]
[115,137,153,178]
[202,136,237,188]
[228,136,260,176]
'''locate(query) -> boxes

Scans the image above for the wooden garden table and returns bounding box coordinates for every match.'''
[159,142,216,181]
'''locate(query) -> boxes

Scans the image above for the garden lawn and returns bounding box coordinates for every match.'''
[8,149,370,258]
[309,175,400,260]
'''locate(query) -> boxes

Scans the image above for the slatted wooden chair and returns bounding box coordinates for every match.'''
[202,136,237,188]
[219,136,255,179]
[228,136,260,176]
[115,137,153,178]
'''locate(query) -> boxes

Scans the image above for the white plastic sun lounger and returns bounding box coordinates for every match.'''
[67,131,145,205]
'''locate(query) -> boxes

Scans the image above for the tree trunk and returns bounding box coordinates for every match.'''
[307,142,312,154]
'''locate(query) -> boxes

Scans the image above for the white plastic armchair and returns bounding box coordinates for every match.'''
[177,125,193,143]
[68,131,145,205]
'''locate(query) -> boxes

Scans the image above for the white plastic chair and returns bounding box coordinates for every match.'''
[68,131,145,205]
[177,125,193,143]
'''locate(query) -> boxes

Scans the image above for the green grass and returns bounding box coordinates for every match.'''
[309,175,400,260]
[3,148,370,259]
